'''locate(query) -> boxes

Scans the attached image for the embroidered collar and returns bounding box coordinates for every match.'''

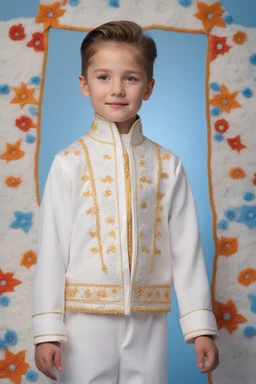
[87,113,144,146]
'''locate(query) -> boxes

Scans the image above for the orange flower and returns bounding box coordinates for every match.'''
[209,35,232,61]
[20,250,37,269]
[194,1,226,33]
[9,24,26,41]
[209,85,242,113]
[238,268,256,287]
[0,140,25,163]
[0,349,29,383]
[10,83,37,109]
[253,173,256,186]
[35,2,65,29]
[5,176,22,188]
[214,118,229,133]
[229,167,246,179]
[15,116,36,132]
[218,236,238,257]
[214,299,247,334]
[227,135,247,152]
[232,31,247,45]
[26,32,44,52]
[0,269,22,296]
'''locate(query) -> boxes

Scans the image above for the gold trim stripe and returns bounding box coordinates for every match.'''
[133,300,171,304]
[78,138,108,274]
[180,308,213,320]
[66,298,122,303]
[65,305,125,315]
[149,144,162,274]
[66,283,122,287]
[123,149,133,272]
[34,334,66,339]
[32,311,64,318]
[184,329,218,337]
[87,133,113,145]
[132,306,170,313]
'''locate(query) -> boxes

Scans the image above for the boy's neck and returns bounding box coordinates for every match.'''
[112,115,138,134]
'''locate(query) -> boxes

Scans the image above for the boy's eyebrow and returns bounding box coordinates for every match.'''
[93,69,142,75]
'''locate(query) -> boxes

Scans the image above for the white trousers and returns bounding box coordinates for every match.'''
[55,311,168,384]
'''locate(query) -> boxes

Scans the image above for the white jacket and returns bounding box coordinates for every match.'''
[32,113,218,345]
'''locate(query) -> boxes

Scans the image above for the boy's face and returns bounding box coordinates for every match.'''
[79,42,155,126]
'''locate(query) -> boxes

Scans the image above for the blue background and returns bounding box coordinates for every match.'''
[1,1,256,383]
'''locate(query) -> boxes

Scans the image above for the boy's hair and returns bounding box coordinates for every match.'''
[80,20,157,81]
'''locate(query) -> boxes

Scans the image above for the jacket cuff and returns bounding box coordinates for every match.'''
[179,308,219,344]
[32,312,67,346]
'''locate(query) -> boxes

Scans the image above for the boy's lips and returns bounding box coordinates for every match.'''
[106,102,128,106]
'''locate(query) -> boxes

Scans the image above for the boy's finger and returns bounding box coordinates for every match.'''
[197,350,205,369]
[43,358,57,381]
[54,348,63,372]
[200,352,215,373]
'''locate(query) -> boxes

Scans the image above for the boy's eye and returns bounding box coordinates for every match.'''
[98,75,109,81]
[125,77,137,82]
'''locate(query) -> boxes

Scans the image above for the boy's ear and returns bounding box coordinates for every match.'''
[78,75,90,97]
[143,79,155,101]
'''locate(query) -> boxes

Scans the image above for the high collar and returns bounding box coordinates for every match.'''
[87,113,144,147]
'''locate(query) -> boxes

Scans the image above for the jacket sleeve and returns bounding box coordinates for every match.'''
[32,154,72,345]
[168,159,219,344]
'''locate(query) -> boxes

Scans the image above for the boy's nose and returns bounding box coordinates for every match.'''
[111,81,125,96]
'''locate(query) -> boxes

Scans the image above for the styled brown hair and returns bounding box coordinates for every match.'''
[80,20,157,80]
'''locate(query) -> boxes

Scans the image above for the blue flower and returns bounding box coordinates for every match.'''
[210,82,220,92]
[9,211,33,234]
[29,107,38,116]
[244,326,256,338]
[0,84,10,94]
[178,0,192,7]
[248,293,256,313]
[4,330,18,346]
[0,296,10,306]
[26,370,38,382]
[107,0,120,7]
[218,219,228,230]
[236,205,256,229]
[224,209,236,221]
[244,192,255,201]
[224,15,233,24]
[25,134,36,144]
[210,107,221,116]
[250,54,256,65]
[31,76,41,86]
[68,0,80,5]
[0,339,7,349]
[214,133,224,142]
[242,87,253,98]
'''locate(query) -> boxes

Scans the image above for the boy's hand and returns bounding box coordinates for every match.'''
[194,336,219,374]
[35,341,63,381]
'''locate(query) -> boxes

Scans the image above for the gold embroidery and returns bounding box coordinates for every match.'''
[180,308,213,320]
[79,138,107,274]
[106,216,115,224]
[65,306,125,315]
[83,190,93,197]
[141,201,147,209]
[164,290,170,301]
[87,133,113,145]
[161,153,171,161]
[101,175,114,183]
[141,246,150,254]
[81,174,90,182]
[139,160,145,167]
[34,334,66,339]
[123,149,133,273]
[154,248,161,255]
[90,247,99,254]
[104,189,112,197]
[63,150,69,156]
[86,207,96,215]
[161,172,169,179]
[139,183,143,189]
[112,288,117,295]
[131,306,170,313]
[149,144,162,275]
[106,245,116,254]
[140,176,152,184]
[66,283,121,287]
[88,231,97,238]
[103,154,112,160]
[32,311,64,318]
[157,192,165,200]
[74,150,80,155]
[155,289,161,298]
[92,122,98,132]
[159,205,164,211]
[155,229,162,237]
[108,230,116,237]
[156,216,162,223]
[183,329,218,337]
[66,287,79,298]
[97,290,107,298]
[139,153,145,158]
[136,287,142,296]
[84,289,91,298]
[133,300,170,304]
[146,290,152,298]
[140,231,145,239]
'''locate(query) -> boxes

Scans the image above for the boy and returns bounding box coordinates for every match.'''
[32,20,219,383]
